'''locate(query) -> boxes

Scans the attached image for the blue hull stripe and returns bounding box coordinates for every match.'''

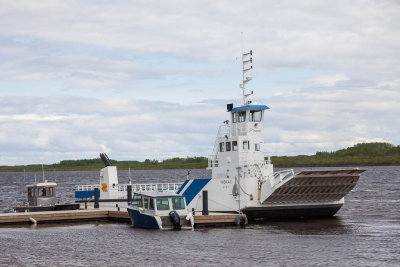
[75,190,99,199]
[182,179,211,205]
[176,179,190,194]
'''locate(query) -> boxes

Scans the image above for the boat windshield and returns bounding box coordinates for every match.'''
[172,197,185,210]
[131,195,143,207]
[156,198,170,210]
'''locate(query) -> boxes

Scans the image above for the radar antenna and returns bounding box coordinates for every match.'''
[240,36,253,105]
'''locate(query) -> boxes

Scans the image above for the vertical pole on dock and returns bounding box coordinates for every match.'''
[94,188,99,209]
[127,185,132,204]
[202,190,208,215]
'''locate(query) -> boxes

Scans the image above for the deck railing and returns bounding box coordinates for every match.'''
[75,182,183,199]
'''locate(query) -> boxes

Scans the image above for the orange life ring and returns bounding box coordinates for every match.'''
[101,183,108,192]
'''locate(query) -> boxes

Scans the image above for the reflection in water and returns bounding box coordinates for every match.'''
[248,217,353,235]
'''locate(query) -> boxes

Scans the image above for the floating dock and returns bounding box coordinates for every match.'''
[193,212,247,227]
[0,208,246,228]
[0,208,130,225]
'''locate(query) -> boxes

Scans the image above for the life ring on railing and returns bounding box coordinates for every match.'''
[101,183,108,192]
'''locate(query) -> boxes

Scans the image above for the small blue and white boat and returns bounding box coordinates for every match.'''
[127,192,189,230]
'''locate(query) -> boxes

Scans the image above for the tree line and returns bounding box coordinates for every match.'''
[0,142,399,172]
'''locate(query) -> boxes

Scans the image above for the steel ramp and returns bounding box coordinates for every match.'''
[263,168,366,204]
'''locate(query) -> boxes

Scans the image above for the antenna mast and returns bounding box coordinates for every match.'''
[42,164,45,183]
[240,35,253,105]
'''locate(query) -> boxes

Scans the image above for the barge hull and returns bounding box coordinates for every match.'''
[243,203,342,221]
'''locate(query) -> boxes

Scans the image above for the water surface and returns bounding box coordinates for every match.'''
[0,166,399,266]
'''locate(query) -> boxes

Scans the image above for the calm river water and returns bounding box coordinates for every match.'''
[0,166,399,266]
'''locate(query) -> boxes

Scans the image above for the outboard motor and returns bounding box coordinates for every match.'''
[169,211,181,230]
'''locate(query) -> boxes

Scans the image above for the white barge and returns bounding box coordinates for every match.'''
[75,50,365,221]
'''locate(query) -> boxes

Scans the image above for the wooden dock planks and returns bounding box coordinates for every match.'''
[0,209,245,227]
[0,209,119,225]
[194,213,246,226]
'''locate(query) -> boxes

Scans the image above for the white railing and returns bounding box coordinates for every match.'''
[76,185,100,191]
[117,183,182,193]
[216,124,247,138]
[246,163,264,179]
[76,182,182,194]
[208,155,219,168]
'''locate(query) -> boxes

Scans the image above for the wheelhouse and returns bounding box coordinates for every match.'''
[130,192,187,215]
[26,182,57,207]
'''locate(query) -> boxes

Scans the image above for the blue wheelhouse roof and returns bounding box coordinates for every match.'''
[228,105,270,112]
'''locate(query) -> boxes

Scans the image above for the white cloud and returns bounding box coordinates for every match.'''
[310,74,350,87]
[263,86,400,155]
[0,1,399,164]
[0,83,398,165]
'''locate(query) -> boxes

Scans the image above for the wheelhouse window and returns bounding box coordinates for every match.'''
[238,111,246,122]
[232,141,238,151]
[219,142,225,152]
[255,143,261,151]
[232,112,238,123]
[243,141,250,151]
[28,187,35,197]
[226,142,231,152]
[149,198,154,210]
[172,198,186,210]
[38,187,53,197]
[143,197,149,209]
[249,110,262,122]
[156,198,170,210]
[131,195,143,207]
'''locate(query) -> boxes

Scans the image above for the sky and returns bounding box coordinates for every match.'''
[0,0,399,165]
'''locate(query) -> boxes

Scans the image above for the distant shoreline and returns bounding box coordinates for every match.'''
[0,163,398,173]
[1,142,399,172]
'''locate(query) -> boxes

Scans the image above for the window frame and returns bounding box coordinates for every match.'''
[149,198,154,210]
[232,141,238,151]
[249,110,262,122]
[232,112,238,123]
[238,111,246,122]
[219,142,225,152]
[131,194,143,207]
[243,141,250,151]
[172,197,186,210]
[226,142,231,152]
[255,143,261,151]
[143,197,149,209]
[156,198,170,211]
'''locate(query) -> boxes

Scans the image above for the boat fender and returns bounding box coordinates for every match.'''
[169,211,181,230]
[232,183,238,197]
[29,217,37,225]
[235,215,248,226]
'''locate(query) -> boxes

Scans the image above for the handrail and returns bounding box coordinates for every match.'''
[75,182,182,192]
[271,169,294,188]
